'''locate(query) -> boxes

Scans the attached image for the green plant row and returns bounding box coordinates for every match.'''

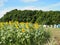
[0,22,50,45]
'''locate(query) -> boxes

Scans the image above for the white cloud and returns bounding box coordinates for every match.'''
[0,6,40,18]
[0,9,11,18]
[20,0,38,2]
[0,7,16,18]
[0,0,8,7]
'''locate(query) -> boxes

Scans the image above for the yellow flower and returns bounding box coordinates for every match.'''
[16,21,19,25]
[34,23,39,29]
[0,23,4,27]
[6,22,8,25]
[26,25,29,29]
[15,24,19,29]
[16,26,19,29]
[26,22,29,29]
[9,21,12,25]
[22,28,25,32]
[20,22,25,26]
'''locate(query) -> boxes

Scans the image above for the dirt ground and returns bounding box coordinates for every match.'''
[46,28,60,45]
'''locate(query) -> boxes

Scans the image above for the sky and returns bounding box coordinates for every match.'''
[0,0,60,18]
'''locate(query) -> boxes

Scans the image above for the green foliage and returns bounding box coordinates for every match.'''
[0,9,60,24]
[0,22,50,45]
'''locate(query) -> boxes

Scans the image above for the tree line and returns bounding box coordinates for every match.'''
[0,9,60,25]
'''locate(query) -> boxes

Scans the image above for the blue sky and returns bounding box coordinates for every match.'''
[0,0,60,18]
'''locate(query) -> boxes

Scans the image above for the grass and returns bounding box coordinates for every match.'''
[45,28,60,45]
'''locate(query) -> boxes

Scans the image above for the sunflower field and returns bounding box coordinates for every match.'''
[0,21,50,45]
